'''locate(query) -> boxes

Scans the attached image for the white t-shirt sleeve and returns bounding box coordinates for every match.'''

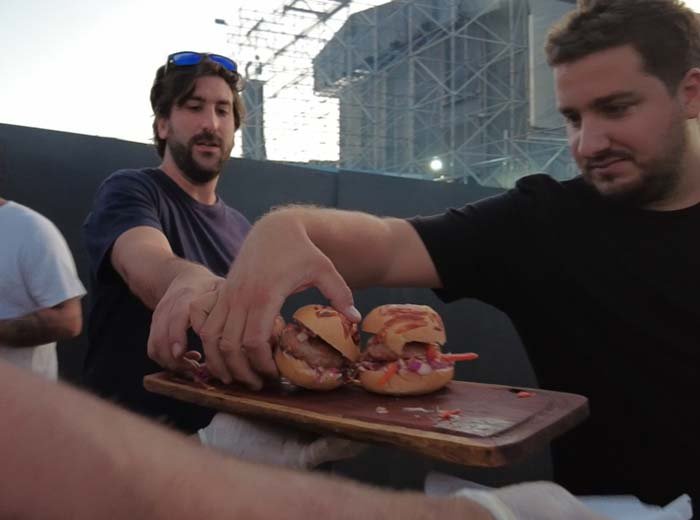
[19,213,86,310]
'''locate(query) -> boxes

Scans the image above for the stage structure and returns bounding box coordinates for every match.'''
[221,0,577,187]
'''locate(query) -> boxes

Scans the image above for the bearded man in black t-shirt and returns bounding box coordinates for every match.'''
[180,1,700,510]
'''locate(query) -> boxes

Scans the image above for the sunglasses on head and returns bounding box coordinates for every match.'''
[165,51,238,74]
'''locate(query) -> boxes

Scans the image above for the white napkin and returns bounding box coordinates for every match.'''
[424,471,693,520]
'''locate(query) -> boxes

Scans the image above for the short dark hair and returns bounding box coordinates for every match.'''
[150,58,246,158]
[546,0,700,93]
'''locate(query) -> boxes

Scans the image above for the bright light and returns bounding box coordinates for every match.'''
[682,0,700,11]
[429,157,443,172]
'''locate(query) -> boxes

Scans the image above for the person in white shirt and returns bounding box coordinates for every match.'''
[0,198,86,379]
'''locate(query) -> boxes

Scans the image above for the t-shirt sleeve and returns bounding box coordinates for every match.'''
[409,177,547,307]
[83,171,164,283]
[19,215,86,309]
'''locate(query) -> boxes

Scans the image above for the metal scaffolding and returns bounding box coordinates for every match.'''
[220,0,577,187]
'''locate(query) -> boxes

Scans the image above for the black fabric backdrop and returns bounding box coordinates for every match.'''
[0,122,551,488]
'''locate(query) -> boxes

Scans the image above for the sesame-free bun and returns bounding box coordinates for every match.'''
[362,304,446,354]
[274,348,343,391]
[359,365,454,396]
[293,305,360,362]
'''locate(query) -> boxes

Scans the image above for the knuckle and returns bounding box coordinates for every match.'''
[218,337,239,353]
[242,332,269,351]
[246,288,275,309]
[147,347,163,365]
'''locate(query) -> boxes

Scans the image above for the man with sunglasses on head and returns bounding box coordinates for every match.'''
[82,52,359,469]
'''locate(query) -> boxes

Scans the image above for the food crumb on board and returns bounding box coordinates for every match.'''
[375,406,389,414]
[517,391,535,398]
[437,408,462,421]
[402,407,433,413]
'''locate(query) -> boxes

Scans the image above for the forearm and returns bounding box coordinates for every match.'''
[247,471,493,520]
[0,299,81,347]
[263,206,403,288]
[0,313,50,347]
[0,361,492,520]
[112,227,221,310]
[127,256,218,310]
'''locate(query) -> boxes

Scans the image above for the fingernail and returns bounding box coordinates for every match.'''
[345,305,362,322]
[171,342,184,358]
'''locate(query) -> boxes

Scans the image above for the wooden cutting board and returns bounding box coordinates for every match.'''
[144,372,588,467]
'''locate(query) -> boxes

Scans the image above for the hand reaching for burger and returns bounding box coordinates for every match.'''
[190,211,361,390]
[197,412,366,470]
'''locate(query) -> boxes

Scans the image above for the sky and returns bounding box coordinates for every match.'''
[2,0,700,161]
[0,0,240,148]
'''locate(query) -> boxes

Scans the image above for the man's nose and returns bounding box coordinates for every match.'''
[200,106,219,132]
[576,118,611,158]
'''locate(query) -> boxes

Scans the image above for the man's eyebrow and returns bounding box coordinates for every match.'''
[559,91,640,114]
[181,96,232,107]
[590,91,640,108]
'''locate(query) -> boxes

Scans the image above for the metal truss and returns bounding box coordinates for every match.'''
[220,0,575,187]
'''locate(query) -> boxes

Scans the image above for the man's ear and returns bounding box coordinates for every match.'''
[156,117,170,140]
[680,68,700,119]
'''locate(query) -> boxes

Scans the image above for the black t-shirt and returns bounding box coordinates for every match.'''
[410,174,700,507]
[83,168,251,433]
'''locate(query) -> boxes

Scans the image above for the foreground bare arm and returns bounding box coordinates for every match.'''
[0,360,492,520]
[0,296,82,347]
[278,206,440,289]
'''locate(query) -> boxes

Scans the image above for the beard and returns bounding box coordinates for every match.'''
[168,130,232,185]
[581,114,686,208]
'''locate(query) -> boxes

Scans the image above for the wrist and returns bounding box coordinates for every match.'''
[262,206,310,233]
[170,263,220,291]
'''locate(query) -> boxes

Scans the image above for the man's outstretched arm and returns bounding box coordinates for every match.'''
[191,206,440,388]
[111,226,222,370]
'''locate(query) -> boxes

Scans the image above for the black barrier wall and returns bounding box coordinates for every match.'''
[0,122,551,488]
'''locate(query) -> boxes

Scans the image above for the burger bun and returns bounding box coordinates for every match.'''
[362,304,445,353]
[293,304,360,361]
[359,365,454,396]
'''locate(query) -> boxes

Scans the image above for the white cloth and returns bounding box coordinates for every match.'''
[425,471,693,520]
[197,412,365,469]
[0,202,85,379]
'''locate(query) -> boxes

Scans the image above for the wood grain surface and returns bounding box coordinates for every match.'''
[144,372,588,467]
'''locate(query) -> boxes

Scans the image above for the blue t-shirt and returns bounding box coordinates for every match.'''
[83,168,251,432]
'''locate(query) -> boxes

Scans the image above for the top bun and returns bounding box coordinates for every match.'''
[362,304,446,354]
[293,305,360,362]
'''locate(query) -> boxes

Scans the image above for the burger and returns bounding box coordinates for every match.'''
[275,304,360,390]
[358,304,478,396]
